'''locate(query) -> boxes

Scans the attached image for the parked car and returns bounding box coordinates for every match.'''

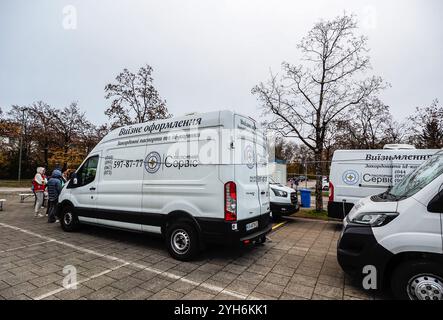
[337,149,443,300]
[56,110,271,261]
[269,178,299,220]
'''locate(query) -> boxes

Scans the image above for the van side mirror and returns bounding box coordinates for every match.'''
[428,190,443,213]
[68,173,79,188]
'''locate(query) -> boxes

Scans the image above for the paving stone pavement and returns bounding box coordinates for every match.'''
[0,194,388,300]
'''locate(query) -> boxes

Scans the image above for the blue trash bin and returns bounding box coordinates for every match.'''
[300,189,311,208]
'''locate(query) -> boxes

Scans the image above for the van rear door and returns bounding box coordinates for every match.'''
[234,114,262,221]
[256,129,270,215]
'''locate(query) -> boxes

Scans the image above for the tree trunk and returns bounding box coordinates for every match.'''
[314,149,323,212]
[44,145,49,169]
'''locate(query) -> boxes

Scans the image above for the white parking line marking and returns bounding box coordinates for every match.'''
[0,240,54,253]
[34,262,130,300]
[0,223,253,300]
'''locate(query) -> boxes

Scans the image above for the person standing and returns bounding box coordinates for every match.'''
[32,167,47,217]
[46,169,63,223]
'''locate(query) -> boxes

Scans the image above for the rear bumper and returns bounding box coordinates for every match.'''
[196,212,272,245]
[270,202,299,215]
[328,201,354,219]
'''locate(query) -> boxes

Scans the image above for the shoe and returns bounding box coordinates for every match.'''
[37,214,44,218]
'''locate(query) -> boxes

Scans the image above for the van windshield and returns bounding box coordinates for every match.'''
[389,152,443,199]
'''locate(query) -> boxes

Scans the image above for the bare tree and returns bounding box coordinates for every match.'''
[52,102,91,171]
[28,101,58,168]
[252,14,386,211]
[7,105,37,177]
[384,120,407,145]
[105,64,170,128]
[78,123,110,154]
[408,99,443,148]
[335,98,393,149]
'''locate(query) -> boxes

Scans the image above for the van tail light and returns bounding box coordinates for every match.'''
[224,181,237,221]
[329,182,334,203]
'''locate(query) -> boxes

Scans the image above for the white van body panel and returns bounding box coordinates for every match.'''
[331,149,438,204]
[328,149,438,218]
[349,172,443,255]
[373,197,442,255]
[68,152,100,218]
[58,110,271,244]
[338,151,443,297]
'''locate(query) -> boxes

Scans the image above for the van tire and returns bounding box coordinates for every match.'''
[256,236,267,245]
[166,222,199,261]
[60,205,80,232]
[391,260,443,300]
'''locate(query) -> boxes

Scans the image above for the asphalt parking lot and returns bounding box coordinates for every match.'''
[0,195,383,300]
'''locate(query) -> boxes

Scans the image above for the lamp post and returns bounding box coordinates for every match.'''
[18,108,28,182]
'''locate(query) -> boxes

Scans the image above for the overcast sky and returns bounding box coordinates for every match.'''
[1,0,442,125]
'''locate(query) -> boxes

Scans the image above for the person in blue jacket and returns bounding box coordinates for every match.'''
[46,169,63,223]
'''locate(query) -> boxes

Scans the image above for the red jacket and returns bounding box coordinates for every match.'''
[32,174,46,192]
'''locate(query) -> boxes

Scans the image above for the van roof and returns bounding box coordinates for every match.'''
[93,110,259,150]
[383,144,416,150]
[331,149,439,161]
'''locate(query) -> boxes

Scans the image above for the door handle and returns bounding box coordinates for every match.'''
[89,187,96,191]
[261,191,266,195]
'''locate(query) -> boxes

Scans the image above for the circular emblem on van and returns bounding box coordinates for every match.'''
[342,170,359,185]
[144,151,161,174]
[244,145,255,169]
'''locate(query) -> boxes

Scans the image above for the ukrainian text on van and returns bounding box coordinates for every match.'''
[328,149,438,219]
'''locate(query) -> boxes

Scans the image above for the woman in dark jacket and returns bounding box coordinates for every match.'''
[46,169,63,223]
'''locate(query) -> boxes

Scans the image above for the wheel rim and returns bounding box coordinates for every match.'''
[407,273,443,300]
[170,229,190,255]
[64,211,73,226]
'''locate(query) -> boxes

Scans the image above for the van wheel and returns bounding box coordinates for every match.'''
[166,222,199,261]
[60,206,80,232]
[256,236,267,245]
[391,260,443,300]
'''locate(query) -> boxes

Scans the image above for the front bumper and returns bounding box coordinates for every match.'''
[337,222,393,287]
[328,201,354,219]
[196,212,272,245]
[270,202,299,215]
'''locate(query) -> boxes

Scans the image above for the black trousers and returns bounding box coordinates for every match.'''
[47,200,58,223]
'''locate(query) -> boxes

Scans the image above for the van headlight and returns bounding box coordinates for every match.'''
[271,189,288,197]
[351,212,399,227]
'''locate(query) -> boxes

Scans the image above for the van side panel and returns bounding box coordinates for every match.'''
[141,119,223,220]
[97,143,146,215]
[329,149,438,218]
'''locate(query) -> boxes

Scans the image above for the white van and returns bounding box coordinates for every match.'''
[337,150,443,300]
[328,148,438,219]
[56,110,271,260]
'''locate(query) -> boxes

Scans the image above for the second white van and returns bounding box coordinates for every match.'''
[337,150,443,300]
[328,148,438,219]
[56,110,271,260]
